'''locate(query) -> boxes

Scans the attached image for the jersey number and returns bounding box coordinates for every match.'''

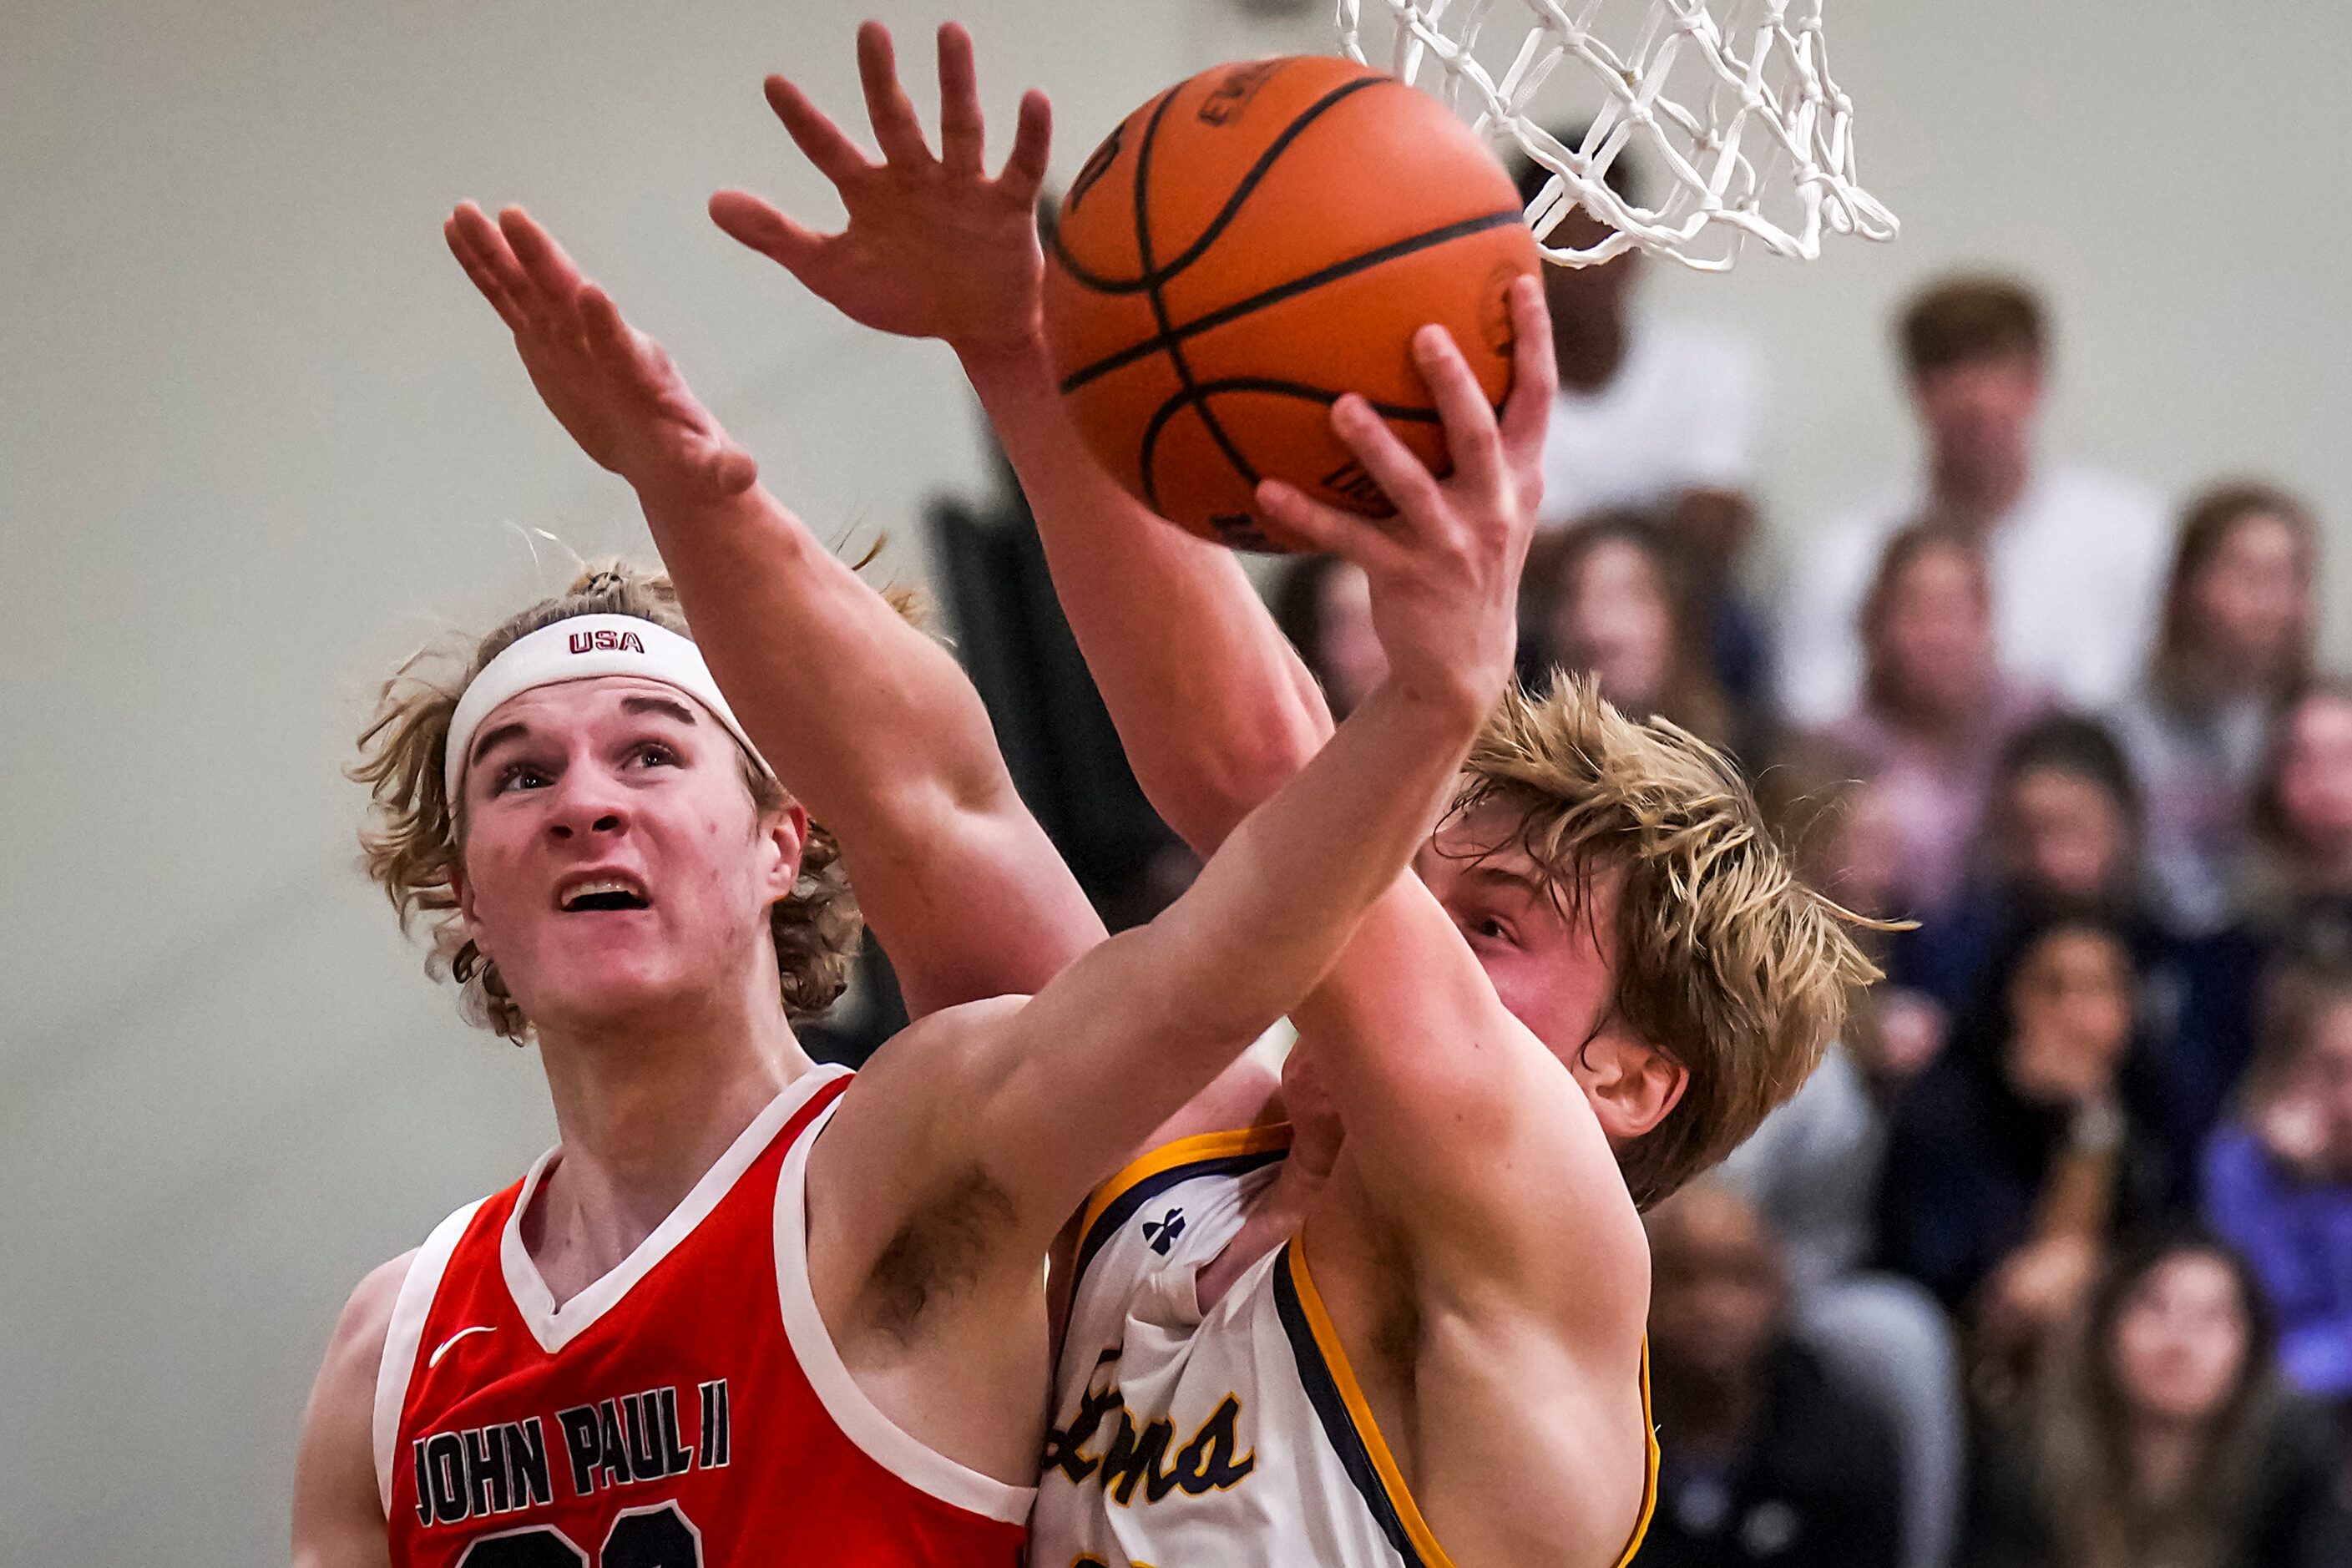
[456,1503,701,1568]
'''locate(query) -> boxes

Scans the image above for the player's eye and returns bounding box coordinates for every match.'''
[633,741,680,768]
[493,761,551,794]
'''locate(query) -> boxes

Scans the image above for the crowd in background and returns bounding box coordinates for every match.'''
[1265,154,2352,1568]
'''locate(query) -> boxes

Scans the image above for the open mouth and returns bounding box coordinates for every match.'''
[558,876,650,913]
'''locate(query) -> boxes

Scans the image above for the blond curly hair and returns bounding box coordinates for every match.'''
[1456,675,1883,1208]
[350,559,862,1041]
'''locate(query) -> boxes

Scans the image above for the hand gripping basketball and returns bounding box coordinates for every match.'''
[1043,54,1541,550]
[709,22,1053,362]
[1258,278,1554,715]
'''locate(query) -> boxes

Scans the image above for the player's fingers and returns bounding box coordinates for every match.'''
[996,89,1053,206]
[498,206,592,334]
[1255,481,1407,574]
[934,23,984,175]
[1409,325,1503,493]
[444,210,532,333]
[1329,394,1446,524]
[708,190,828,277]
[1495,276,1559,463]
[761,73,875,190]
[575,284,644,377]
[448,202,540,321]
[856,21,932,167]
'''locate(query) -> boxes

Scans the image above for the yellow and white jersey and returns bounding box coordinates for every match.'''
[1032,1130,1658,1568]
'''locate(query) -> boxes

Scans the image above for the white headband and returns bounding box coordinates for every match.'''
[443,614,773,804]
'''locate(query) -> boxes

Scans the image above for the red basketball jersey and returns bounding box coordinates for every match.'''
[374,1065,1031,1566]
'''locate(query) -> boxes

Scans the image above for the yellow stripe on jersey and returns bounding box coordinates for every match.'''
[1284,1241,1459,1568]
[1620,1340,1660,1568]
[1078,1125,1295,1243]
[1287,1242,1662,1568]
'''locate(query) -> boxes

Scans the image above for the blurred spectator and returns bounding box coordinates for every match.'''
[2248,678,2352,952]
[2111,483,2320,935]
[1965,1231,2352,1568]
[1776,274,2167,727]
[1516,142,1771,709]
[1817,522,2055,919]
[1271,553,1384,719]
[1893,714,2147,1019]
[2204,955,2352,1402]
[1522,513,1739,754]
[1727,764,1965,1568]
[1635,1181,1904,1568]
[1877,913,2176,1404]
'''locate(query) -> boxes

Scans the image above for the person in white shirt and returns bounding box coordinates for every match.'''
[1775,276,2169,730]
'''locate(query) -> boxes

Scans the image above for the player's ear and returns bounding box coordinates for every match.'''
[1580,1034,1687,1144]
[450,860,483,941]
[758,799,810,903]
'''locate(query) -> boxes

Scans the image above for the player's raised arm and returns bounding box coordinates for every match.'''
[830,339,1533,1237]
[711,22,1339,856]
[443,200,1101,1014]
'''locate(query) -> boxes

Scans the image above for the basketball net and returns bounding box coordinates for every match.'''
[1334,0,1897,270]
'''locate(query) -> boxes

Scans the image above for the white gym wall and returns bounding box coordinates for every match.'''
[2,1,2344,1558]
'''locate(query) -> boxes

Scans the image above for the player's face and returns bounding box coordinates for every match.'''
[452,675,801,1039]
[1416,802,1671,1129]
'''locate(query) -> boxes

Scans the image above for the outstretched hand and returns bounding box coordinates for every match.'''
[709,21,1052,362]
[1256,276,1557,716]
[444,202,757,506]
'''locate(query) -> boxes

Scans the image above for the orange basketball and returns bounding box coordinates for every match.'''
[1043,55,1540,552]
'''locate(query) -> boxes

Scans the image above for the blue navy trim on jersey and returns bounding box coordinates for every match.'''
[1070,1146,1290,1297]
[1272,1241,1429,1568]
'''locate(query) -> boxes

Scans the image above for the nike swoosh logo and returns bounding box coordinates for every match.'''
[428,1325,496,1368]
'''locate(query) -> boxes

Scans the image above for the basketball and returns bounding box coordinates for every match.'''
[1043,55,1540,551]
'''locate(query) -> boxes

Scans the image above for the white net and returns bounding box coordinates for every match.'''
[1335,0,1897,270]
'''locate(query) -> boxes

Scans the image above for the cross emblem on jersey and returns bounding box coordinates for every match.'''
[1143,1208,1186,1255]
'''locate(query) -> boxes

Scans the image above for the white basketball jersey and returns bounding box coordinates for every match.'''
[1031,1129,1658,1568]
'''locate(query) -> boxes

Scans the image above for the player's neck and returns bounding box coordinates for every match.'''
[527,982,813,1297]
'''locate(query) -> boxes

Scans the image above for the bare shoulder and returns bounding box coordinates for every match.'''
[808,997,1035,1252]
[292,1252,413,1568]
[823,995,1032,1166]
[846,993,1033,1097]
[316,1252,414,1421]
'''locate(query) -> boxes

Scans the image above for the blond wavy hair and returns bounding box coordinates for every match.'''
[349,559,862,1042]
[1457,675,1882,1207]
